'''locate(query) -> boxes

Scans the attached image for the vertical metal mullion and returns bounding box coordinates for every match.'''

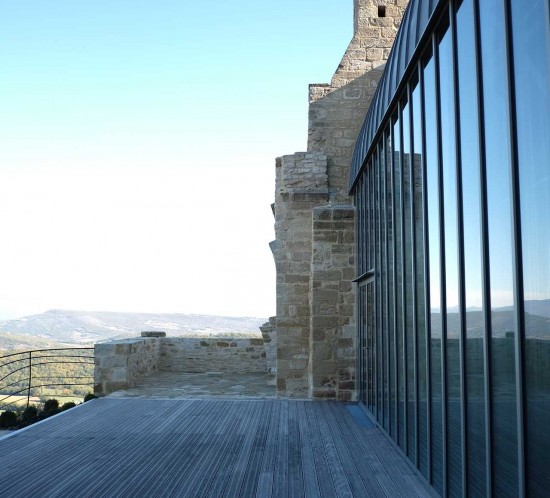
[434,28,449,497]
[380,144,386,427]
[419,56,433,484]
[449,1,468,494]
[398,99,408,456]
[502,0,526,494]
[408,79,420,469]
[472,0,493,495]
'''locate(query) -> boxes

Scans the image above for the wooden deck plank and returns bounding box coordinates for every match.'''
[295,401,322,498]
[311,402,355,497]
[303,401,339,498]
[255,400,281,498]
[326,402,405,498]
[272,399,289,498]
[0,398,435,498]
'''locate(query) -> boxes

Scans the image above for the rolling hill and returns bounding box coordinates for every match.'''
[0,310,267,351]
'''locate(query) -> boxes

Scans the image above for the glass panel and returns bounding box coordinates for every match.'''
[393,114,405,449]
[375,149,382,422]
[360,284,367,404]
[412,79,428,477]
[479,0,518,495]
[367,280,376,411]
[424,54,444,495]
[364,174,369,272]
[439,26,463,498]
[380,141,391,432]
[403,97,416,463]
[360,178,365,275]
[456,0,487,495]
[386,130,396,438]
[512,1,550,496]
[369,159,376,268]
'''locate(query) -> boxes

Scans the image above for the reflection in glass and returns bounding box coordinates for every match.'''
[375,152,382,420]
[512,0,550,495]
[456,0,487,495]
[424,55,443,495]
[360,284,367,404]
[368,281,375,411]
[393,115,405,449]
[480,0,518,495]
[412,80,428,477]
[386,131,396,438]
[439,27,462,498]
[403,98,416,463]
[380,144,389,431]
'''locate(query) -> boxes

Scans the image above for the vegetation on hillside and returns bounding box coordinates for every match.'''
[0,348,94,407]
[0,394,96,430]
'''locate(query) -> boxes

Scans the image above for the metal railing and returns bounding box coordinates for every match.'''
[0,348,94,408]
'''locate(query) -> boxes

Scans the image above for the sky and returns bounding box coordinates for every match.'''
[0,1,351,320]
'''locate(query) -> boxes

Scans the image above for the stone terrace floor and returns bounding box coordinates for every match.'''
[109,371,277,399]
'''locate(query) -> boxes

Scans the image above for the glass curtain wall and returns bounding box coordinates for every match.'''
[353,1,550,496]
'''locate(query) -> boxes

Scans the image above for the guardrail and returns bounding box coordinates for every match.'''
[0,348,94,408]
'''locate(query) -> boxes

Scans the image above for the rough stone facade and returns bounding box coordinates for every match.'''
[271,0,407,400]
[259,317,277,375]
[159,337,267,374]
[94,337,161,394]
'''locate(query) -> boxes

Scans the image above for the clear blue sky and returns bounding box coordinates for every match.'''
[0,1,352,320]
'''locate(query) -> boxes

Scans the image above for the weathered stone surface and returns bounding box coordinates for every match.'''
[94,337,161,395]
[95,335,270,395]
[271,0,406,400]
[141,331,166,338]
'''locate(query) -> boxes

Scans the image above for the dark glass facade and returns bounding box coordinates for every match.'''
[351,1,550,497]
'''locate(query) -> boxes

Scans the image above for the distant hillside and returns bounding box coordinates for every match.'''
[0,310,266,351]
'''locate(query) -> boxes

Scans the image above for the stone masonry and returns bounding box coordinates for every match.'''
[95,333,269,395]
[271,0,407,400]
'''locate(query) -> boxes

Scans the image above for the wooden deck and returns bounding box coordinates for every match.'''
[0,398,436,497]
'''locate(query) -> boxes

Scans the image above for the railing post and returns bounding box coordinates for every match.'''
[27,351,32,409]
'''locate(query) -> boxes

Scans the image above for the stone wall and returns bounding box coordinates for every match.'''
[260,317,277,375]
[271,0,407,400]
[95,334,269,395]
[94,337,161,394]
[159,337,267,374]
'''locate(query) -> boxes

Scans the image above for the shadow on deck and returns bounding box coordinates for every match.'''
[0,397,436,497]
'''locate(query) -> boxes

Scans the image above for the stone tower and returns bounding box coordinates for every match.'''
[271,0,407,399]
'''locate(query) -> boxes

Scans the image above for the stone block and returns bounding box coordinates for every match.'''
[141,331,166,338]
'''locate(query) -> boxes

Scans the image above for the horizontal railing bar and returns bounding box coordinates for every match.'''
[0,347,95,407]
[0,364,33,384]
[0,347,94,361]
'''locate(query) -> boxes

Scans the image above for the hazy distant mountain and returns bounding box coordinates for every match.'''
[0,309,267,350]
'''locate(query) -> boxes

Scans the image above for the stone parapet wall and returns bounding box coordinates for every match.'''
[159,337,267,374]
[94,337,161,394]
[95,334,269,394]
[260,317,277,374]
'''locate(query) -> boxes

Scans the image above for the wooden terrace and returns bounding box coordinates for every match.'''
[0,397,435,497]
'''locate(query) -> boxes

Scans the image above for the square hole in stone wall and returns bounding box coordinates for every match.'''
[378,6,386,17]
